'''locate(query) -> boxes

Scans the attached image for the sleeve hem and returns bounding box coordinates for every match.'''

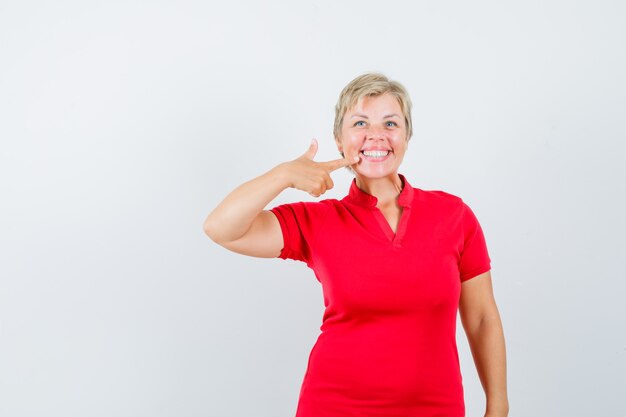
[460,265,491,282]
[269,207,303,261]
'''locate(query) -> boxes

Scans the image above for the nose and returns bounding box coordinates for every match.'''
[366,126,385,140]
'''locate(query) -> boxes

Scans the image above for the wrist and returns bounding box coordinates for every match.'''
[485,401,509,417]
[268,162,293,190]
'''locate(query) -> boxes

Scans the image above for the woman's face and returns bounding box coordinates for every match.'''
[337,93,408,180]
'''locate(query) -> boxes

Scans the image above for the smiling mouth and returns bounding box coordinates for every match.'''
[361,150,390,158]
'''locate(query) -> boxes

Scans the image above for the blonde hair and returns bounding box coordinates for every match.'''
[333,73,413,142]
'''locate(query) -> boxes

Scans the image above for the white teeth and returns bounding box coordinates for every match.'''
[362,150,389,158]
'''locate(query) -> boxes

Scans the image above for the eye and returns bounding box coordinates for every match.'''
[354,120,366,127]
[386,121,398,127]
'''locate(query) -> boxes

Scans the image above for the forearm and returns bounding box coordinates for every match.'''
[465,313,509,416]
[203,164,289,243]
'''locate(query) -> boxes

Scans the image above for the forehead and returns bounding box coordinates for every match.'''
[348,93,402,115]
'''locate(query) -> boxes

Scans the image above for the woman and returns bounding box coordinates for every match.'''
[203,73,509,417]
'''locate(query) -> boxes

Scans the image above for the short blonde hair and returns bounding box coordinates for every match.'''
[333,73,413,142]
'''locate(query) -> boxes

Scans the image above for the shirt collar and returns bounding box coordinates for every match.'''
[345,173,414,208]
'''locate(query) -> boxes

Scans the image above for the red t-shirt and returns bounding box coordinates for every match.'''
[270,174,491,417]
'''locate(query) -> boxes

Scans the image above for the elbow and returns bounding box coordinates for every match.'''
[203,216,237,247]
[461,316,484,338]
[464,313,504,341]
[202,217,221,243]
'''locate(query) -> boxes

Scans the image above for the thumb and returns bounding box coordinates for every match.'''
[302,138,318,160]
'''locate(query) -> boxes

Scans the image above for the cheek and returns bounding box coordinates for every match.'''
[392,136,408,150]
[340,132,362,148]
[345,142,362,155]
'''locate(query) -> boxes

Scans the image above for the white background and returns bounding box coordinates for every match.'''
[1,1,625,416]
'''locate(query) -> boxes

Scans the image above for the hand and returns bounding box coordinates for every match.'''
[279,139,359,197]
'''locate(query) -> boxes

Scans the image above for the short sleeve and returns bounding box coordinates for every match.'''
[459,201,492,282]
[269,201,330,264]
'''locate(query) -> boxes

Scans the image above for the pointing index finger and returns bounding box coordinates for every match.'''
[321,154,360,172]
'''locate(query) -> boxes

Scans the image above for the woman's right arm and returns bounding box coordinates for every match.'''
[202,139,357,258]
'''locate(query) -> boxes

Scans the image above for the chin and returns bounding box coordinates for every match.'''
[354,166,400,179]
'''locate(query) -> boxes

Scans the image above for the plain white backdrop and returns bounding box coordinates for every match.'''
[1,1,625,416]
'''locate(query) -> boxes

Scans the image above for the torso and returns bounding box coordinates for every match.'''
[269,175,491,417]
[291,185,468,416]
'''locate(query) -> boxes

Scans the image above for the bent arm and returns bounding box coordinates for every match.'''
[459,271,509,417]
[202,139,357,258]
[202,165,289,258]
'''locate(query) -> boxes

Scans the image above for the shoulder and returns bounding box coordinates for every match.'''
[414,187,465,212]
[420,188,463,203]
[279,198,340,211]
[269,198,339,221]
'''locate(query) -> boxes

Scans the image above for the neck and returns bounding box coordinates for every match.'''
[355,173,404,206]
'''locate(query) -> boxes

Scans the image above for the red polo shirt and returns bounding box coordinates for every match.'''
[270,174,491,417]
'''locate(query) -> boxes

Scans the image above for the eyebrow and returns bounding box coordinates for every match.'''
[350,113,401,119]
